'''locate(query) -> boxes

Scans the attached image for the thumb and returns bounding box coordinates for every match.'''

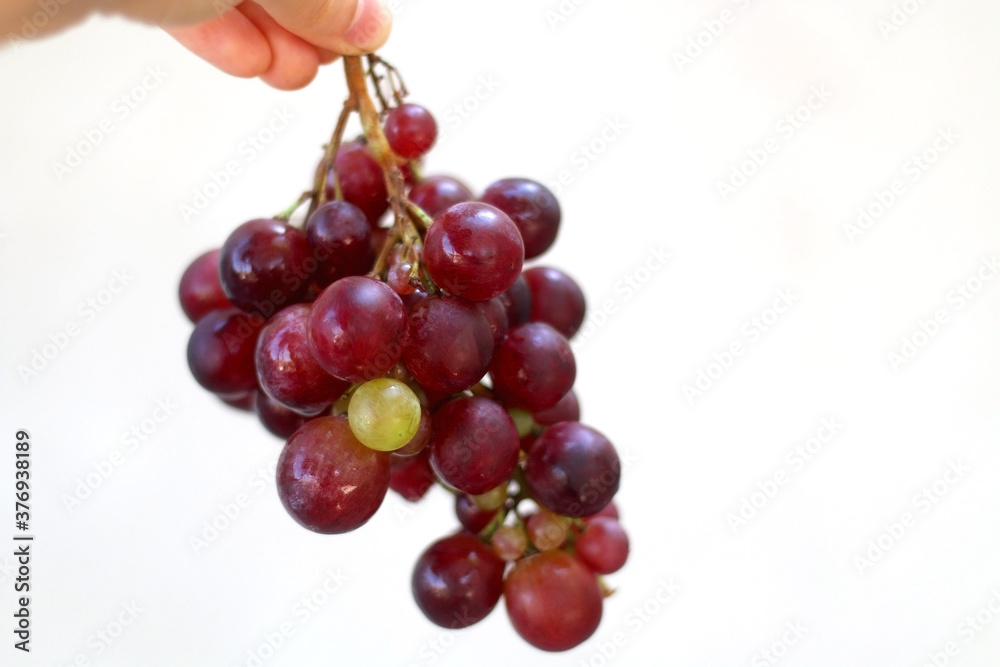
[254,0,392,54]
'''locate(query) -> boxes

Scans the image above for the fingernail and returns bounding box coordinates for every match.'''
[346,0,392,50]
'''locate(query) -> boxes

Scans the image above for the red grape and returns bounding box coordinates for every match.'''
[429,397,519,495]
[409,175,472,217]
[574,517,629,574]
[389,448,436,502]
[305,200,374,288]
[256,304,350,414]
[403,296,494,394]
[480,178,560,259]
[504,550,602,651]
[187,307,263,395]
[412,534,505,629]
[384,103,438,160]
[328,140,388,226]
[218,219,314,316]
[179,249,231,322]
[255,390,313,439]
[524,421,620,517]
[490,322,576,411]
[533,388,580,426]
[308,276,408,382]
[423,202,524,302]
[276,416,390,534]
[455,493,498,534]
[523,266,586,339]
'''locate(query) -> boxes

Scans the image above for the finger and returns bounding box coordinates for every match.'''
[254,0,393,54]
[237,0,321,90]
[166,7,271,79]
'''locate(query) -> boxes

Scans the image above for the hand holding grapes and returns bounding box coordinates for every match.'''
[1,0,392,90]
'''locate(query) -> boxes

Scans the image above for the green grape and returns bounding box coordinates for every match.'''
[507,407,534,437]
[349,378,421,451]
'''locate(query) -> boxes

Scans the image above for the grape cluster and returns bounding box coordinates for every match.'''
[179,55,629,652]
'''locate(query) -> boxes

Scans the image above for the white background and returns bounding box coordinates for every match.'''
[3,0,1000,665]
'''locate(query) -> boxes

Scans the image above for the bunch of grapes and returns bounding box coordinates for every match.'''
[179,55,629,652]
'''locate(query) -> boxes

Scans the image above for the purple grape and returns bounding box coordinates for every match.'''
[218,219,314,316]
[455,494,499,533]
[305,200,375,288]
[384,103,437,160]
[489,322,575,412]
[429,397,519,495]
[412,533,505,628]
[403,296,494,394]
[276,416,389,534]
[179,249,231,322]
[476,297,510,349]
[423,202,524,302]
[480,178,560,259]
[327,141,388,227]
[523,266,586,339]
[524,421,620,518]
[308,276,408,382]
[255,304,350,414]
[389,448,436,502]
[533,388,580,426]
[255,390,314,439]
[409,175,473,218]
[500,273,532,326]
[187,307,263,395]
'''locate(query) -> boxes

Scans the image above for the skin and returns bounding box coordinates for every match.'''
[1,0,392,90]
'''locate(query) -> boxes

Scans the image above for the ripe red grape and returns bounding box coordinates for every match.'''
[574,517,629,574]
[455,493,498,534]
[384,103,438,160]
[480,178,560,259]
[179,249,231,322]
[328,140,389,226]
[308,276,408,382]
[276,416,390,533]
[423,202,524,302]
[305,200,375,288]
[504,550,603,651]
[389,448,436,502]
[256,304,350,414]
[490,322,576,411]
[523,266,586,339]
[524,421,620,517]
[187,307,263,395]
[409,175,472,217]
[533,388,580,426]
[255,390,313,438]
[500,273,532,326]
[403,296,494,394]
[429,397,519,495]
[412,534,505,630]
[218,219,314,315]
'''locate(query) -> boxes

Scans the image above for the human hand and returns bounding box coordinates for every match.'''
[2,0,392,90]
